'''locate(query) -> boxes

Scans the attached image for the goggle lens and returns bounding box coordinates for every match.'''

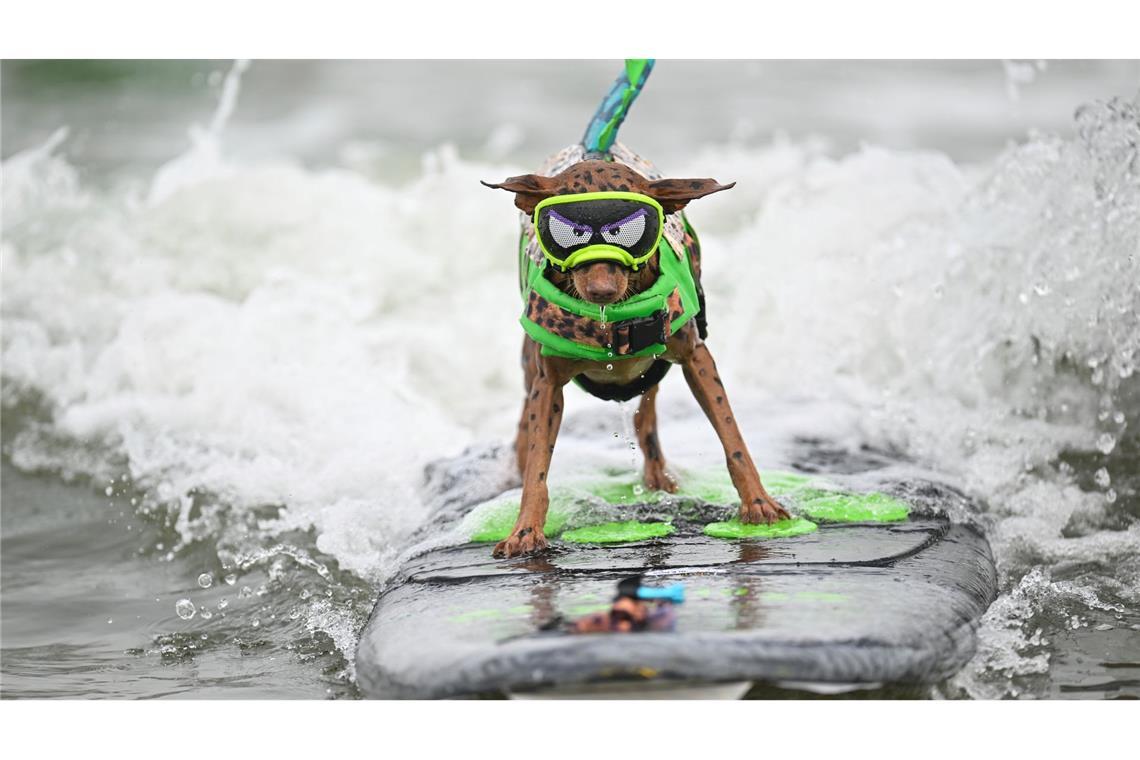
[534,193,663,270]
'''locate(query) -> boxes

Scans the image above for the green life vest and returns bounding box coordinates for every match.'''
[518,231,701,362]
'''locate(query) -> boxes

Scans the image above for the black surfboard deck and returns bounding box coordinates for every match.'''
[356,513,997,699]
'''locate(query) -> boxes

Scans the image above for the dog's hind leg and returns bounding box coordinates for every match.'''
[635,384,678,493]
[514,337,541,480]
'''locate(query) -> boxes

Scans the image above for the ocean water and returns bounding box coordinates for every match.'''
[2,60,1139,699]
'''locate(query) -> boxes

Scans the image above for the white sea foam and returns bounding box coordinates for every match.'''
[3,83,1137,695]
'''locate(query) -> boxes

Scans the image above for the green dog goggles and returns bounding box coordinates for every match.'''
[533,191,665,271]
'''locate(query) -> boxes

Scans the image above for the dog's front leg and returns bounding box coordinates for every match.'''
[514,337,542,480]
[494,358,570,558]
[680,342,790,524]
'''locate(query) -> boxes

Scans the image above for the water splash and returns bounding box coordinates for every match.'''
[148,59,250,205]
[1001,60,1047,103]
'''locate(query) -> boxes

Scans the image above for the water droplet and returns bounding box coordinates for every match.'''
[224,574,236,586]
[1094,623,1114,631]
[200,609,213,620]
[1096,433,1117,454]
[218,598,229,610]
[104,486,114,496]
[1018,292,1029,304]
[300,589,312,600]
[1113,411,1125,424]
[107,619,113,624]
[1094,468,1111,488]
[197,573,213,589]
[1106,488,1117,504]
[252,619,260,628]
[175,599,196,620]
[239,586,253,599]
[1033,283,1052,297]
[290,606,301,620]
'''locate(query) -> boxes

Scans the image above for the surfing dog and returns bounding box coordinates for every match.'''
[483,145,790,558]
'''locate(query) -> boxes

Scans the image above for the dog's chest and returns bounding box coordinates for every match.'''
[576,355,659,386]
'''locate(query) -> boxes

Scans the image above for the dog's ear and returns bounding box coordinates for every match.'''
[481,174,559,215]
[645,178,736,214]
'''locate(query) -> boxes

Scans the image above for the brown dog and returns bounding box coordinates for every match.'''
[484,144,789,558]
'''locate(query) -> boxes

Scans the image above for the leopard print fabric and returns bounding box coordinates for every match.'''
[524,289,610,348]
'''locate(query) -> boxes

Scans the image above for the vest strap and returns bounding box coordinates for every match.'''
[613,310,669,356]
[523,286,685,358]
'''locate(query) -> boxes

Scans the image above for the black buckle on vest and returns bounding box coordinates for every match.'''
[614,310,669,355]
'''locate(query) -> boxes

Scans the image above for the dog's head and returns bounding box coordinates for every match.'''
[484,160,733,305]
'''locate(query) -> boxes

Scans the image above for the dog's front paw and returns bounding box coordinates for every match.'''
[739,496,791,524]
[493,526,549,558]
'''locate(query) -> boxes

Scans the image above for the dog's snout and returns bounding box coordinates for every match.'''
[573,262,629,305]
[585,281,621,302]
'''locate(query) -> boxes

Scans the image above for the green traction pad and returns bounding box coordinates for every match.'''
[561,520,675,544]
[468,497,573,543]
[585,469,910,524]
[466,469,909,542]
[703,517,819,540]
[795,490,910,523]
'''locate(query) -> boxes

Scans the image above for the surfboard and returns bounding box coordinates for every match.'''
[355,469,997,699]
